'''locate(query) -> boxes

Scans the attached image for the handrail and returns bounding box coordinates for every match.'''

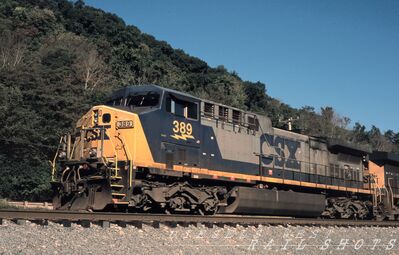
[77,126,119,177]
[200,110,257,126]
[107,135,119,177]
[258,153,362,181]
[115,133,133,188]
[50,136,64,181]
[387,178,394,208]
[69,139,76,159]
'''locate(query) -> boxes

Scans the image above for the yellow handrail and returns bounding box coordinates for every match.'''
[115,133,133,188]
[107,135,119,177]
[51,136,64,181]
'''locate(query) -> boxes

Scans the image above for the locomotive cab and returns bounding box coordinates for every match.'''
[51,85,203,211]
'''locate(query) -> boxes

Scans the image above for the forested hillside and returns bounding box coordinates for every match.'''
[0,0,398,200]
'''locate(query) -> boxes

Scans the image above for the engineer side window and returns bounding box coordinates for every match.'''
[166,96,198,120]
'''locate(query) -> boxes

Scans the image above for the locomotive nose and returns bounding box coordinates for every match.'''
[69,105,133,161]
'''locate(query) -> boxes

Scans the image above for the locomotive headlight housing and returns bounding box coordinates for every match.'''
[58,151,66,159]
[116,120,134,129]
[93,110,99,125]
[89,148,97,157]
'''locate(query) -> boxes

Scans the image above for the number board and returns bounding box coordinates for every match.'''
[170,120,195,141]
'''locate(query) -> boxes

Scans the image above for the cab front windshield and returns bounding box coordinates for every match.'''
[106,91,160,108]
[126,91,160,108]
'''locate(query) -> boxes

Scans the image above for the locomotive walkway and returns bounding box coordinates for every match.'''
[1,209,399,228]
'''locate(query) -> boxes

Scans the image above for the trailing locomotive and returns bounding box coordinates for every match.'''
[51,85,399,220]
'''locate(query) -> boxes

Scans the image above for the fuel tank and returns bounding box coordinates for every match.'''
[219,187,325,217]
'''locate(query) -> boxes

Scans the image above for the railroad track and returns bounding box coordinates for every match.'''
[1,209,399,228]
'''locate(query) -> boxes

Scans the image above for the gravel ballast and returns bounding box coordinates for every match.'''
[0,220,398,254]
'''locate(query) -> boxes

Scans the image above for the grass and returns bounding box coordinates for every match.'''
[0,199,17,209]
[0,199,9,209]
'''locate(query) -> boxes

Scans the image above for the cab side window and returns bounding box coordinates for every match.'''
[166,95,198,120]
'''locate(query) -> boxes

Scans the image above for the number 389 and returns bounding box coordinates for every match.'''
[172,120,192,135]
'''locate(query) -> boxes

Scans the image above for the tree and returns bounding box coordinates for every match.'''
[298,106,320,135]
[75,47,110,90]
[41,32,112,91]
[367,126,392,151]
[204,74,247,109]
[320,107,335,138]
[350,122,368,144]
[384,130,398,144]
[244,81,268,112]
[0,31,26,71]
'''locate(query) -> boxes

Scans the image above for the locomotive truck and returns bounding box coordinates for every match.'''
[51,85,399,220]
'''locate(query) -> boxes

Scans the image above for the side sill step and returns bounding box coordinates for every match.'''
[111,184,124,188]
[112,201,129,205]
[112,193,126,197]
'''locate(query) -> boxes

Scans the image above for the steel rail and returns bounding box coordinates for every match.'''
[1,209,399,227]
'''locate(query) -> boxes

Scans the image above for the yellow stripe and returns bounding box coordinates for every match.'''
[134,161,372,195]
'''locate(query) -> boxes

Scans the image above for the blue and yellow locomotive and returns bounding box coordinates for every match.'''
[52,85,399,219]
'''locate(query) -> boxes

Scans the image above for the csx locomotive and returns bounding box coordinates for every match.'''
[52,85,399,219]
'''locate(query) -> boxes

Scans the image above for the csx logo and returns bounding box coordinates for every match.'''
[170,120,195,141]
[261,134,301,170]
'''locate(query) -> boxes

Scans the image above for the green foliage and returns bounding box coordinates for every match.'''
[0,199,15,209]
[0,0,397,201]
[0,156,52,200]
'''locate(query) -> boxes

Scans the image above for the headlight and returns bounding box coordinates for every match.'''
[58,151,66,159]
[93,110,99,125]
[89,148,97,157]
